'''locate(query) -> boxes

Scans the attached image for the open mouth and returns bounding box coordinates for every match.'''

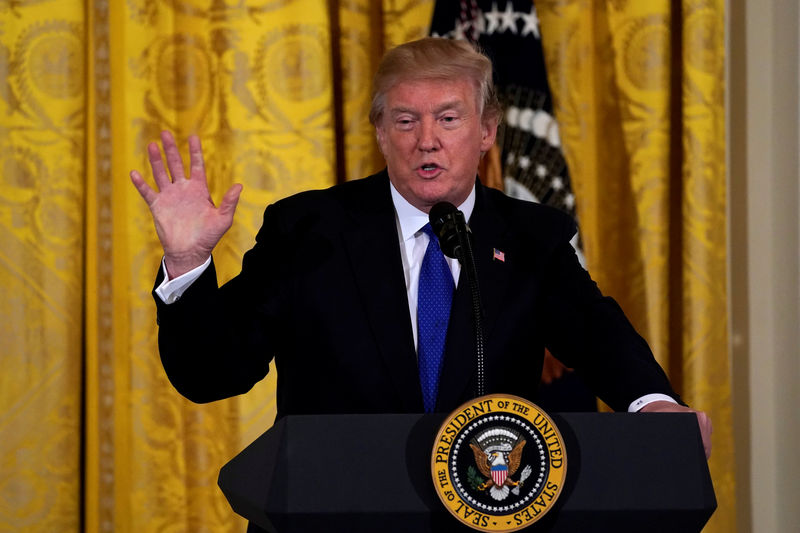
[420,164,440,172]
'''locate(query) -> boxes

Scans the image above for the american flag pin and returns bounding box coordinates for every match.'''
[493,248,505,262]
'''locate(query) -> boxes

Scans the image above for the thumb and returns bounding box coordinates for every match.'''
[219,183,243,219]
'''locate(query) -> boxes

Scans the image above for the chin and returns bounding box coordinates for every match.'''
[415,183,454,202]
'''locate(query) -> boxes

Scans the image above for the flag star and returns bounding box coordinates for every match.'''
[536,164,547,177]
[499,2,519,34]
[519,155,531,169]
[551,176,564,190]
[506,152,516,165]
[565,193,575,208]
[520,6,541,38]
[484,2,502,35]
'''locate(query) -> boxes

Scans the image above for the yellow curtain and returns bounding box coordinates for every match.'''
[537,1,733,531]
[0,0,85,530]
[2,0,434,531]
[2,0,733,531]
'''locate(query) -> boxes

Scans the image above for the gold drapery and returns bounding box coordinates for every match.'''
[538,1,733,531]
[0,0,85,530]
[1,0,434,531]
[2,0,733,531]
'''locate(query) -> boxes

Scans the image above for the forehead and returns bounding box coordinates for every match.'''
[384,78,480,114]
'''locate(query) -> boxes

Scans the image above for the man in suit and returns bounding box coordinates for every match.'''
[131,38,711,457]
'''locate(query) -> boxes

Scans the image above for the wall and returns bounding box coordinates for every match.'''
[728,0,800,531]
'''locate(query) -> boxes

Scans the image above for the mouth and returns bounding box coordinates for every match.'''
[417,163,443,177]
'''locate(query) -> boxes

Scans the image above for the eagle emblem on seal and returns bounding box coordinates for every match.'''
[469,427,533,501]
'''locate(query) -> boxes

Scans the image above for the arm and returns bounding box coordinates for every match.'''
[541,215,712,458]
[132,131,277,402]
[541,217,678,409]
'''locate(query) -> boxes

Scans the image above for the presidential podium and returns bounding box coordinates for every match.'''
[218,413,716,532]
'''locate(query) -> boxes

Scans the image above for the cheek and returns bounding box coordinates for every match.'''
[376,127,390,154]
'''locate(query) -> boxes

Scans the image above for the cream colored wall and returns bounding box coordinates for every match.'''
[728,0,800,531]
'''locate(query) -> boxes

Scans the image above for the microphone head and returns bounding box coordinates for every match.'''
[429,201,468,260]
[429,201,458,237]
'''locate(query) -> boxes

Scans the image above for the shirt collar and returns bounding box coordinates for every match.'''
[389,181,476,243]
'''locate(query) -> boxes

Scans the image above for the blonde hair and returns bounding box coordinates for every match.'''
[369,37,502,126]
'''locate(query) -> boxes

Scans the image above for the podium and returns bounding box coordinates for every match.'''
[218,413,716,532]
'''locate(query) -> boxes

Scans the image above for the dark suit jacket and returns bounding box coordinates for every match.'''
[154,170,680,417]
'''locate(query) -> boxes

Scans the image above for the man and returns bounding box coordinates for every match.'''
[131,38,711,457]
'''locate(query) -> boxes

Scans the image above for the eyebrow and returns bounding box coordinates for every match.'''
[389,100,468,118]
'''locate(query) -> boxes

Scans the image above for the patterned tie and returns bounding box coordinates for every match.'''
[417,223,454,412]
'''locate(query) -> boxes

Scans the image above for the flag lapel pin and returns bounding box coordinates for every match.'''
[492,248,505,262]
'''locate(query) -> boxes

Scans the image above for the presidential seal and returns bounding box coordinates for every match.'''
[431,394,567,531]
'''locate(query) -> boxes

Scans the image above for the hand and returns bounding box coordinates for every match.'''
[130,131,243,278]
[639,400,712,459]
[540,349,571,385]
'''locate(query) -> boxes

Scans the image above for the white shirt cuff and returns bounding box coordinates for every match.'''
[628,393,678,412]
[154,256,212,304]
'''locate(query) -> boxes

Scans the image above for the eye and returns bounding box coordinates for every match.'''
[440,114,461,128]
[395,117,416,131]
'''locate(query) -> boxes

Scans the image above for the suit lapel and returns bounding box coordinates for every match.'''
[437,184,511,410]
[340,173,424,412]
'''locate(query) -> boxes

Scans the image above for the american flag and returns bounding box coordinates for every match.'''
[493,248,505,262]
[430,0,585,265]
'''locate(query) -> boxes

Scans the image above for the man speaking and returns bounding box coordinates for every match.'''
[130,38,711,457]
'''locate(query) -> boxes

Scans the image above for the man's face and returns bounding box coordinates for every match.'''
[376,78,497,213]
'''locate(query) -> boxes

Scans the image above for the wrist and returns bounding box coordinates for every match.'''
[164,252,211,279]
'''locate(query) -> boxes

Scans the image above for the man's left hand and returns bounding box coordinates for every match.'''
[639,401,712,459]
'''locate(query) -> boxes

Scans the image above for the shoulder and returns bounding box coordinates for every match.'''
[478,184,578,243]
[261,170,390,230]
[271,171,388,217]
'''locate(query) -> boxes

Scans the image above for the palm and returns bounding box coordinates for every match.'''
[130,131,242,278]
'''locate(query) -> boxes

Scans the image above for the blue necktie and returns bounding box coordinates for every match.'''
[417,223,454,412]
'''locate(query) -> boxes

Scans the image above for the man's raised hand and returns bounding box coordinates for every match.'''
[130,131,243,279]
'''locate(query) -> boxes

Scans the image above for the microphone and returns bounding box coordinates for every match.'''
[429,202,471,261]
[428,201,486,398]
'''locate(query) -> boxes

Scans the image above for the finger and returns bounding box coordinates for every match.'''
[161,130,186,181]
[147,142,171,190]
[130,170,158,205]
[218,183,243,219]
[188,135,207,181]
[696,412,712,459]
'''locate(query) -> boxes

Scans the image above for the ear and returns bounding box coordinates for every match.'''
[479,117,498,153]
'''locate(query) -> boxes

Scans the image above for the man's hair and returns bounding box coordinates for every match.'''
[368,37,502,126]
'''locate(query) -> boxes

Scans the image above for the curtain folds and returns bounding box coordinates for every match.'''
[2,0,434,531]
[537,1,733,531]
[0,0,85,530]
[1,0,732,531]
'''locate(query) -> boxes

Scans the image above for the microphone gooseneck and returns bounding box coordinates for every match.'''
[429,202,486,398]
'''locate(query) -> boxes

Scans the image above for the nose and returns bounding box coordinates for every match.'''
[417,118,439,152]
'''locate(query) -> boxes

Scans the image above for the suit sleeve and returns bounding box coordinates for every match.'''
[153,202,291,403]
[540,216,684,412]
